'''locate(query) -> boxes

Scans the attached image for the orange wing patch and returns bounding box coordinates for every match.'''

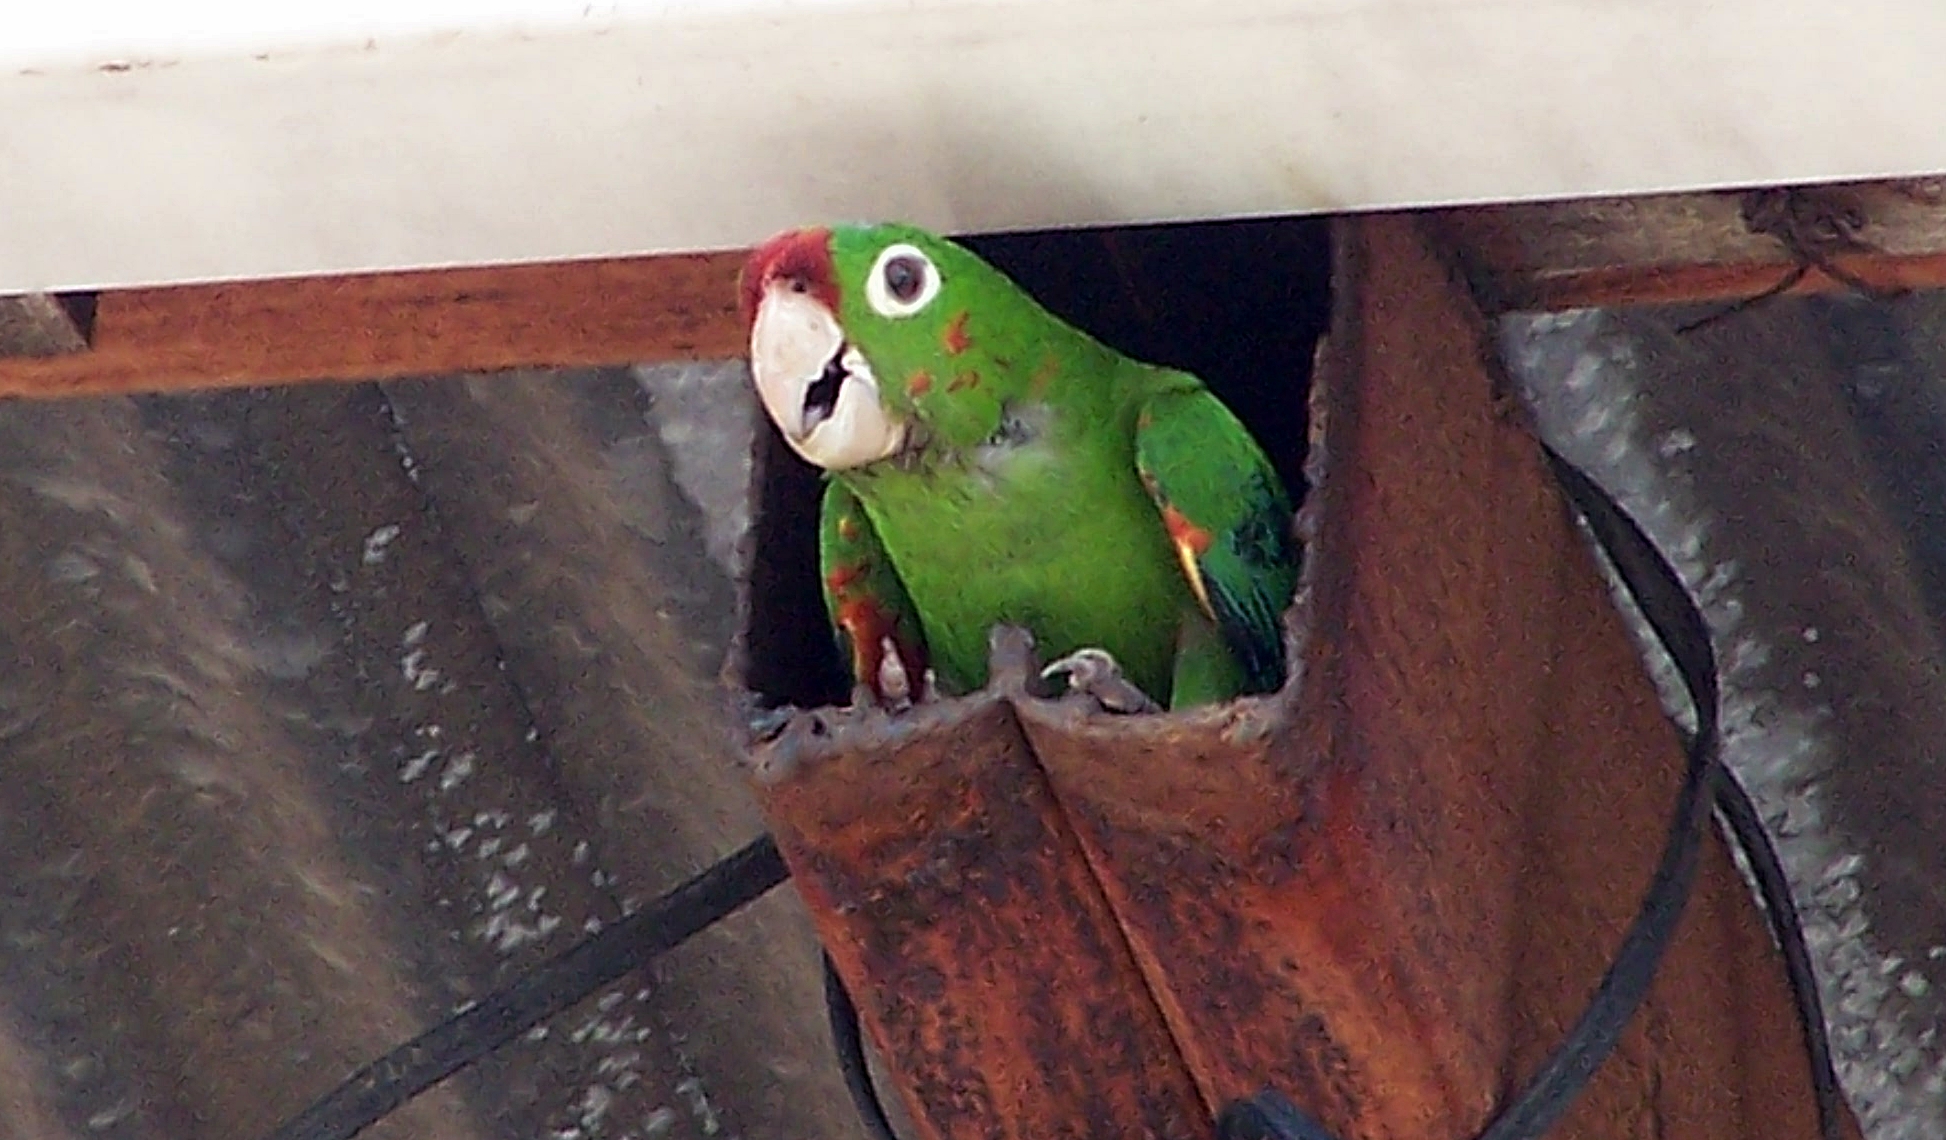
[947,370,981,393]
[1161,503,1216,619]
[906,371,934,398]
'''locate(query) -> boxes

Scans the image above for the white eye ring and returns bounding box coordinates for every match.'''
[864,243,941,318]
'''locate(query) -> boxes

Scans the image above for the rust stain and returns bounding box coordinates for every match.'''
[753,701,1210,1140]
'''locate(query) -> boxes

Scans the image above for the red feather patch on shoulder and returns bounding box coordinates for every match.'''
[739,228,839,330]
[1162,504,1214,556]
[1160,502,1217,619]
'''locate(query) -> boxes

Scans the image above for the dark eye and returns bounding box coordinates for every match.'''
[883,256,924,302]
[865,243,940,317]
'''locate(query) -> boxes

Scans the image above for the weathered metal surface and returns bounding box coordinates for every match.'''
[752,684,1211,1140]
[381,368,854,1140]
[733,212,1864,1140]
[1437,178,1946,310]
[1018,215,1861,1140]
[0,209,1934,1140]
[1507,293,1946,1140]
[0,391,486,1139]
[0,293,88,357]
[729,216,1332,1139]
[0,374,851,1140]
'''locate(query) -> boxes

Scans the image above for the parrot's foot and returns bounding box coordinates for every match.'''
[1040,648,1162,715]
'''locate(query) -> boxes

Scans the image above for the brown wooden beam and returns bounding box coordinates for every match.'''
[5,177,1946,400]
[0,252,745,399]
[1433,177,1946,310]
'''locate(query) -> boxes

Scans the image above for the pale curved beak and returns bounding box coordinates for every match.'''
[749,283,908,470]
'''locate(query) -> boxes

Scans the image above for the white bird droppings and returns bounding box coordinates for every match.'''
[361,524,402,564]
[437,751,476,793]
[399,749,438,783]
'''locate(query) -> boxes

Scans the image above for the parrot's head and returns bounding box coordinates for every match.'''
[742,223,1058,471]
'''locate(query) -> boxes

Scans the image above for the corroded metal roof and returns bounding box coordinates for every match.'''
[0,366,854,1140]
[1510,293,1946,1140]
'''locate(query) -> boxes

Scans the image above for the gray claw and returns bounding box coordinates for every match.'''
[1040,648,1161,715]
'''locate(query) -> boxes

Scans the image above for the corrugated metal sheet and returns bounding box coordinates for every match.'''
[1509,293,1946,1140]
[0,369,852,1140]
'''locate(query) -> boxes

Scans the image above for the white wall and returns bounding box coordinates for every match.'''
[4,0,1944,291]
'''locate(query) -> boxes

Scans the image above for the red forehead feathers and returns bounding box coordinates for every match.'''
[739,227,840,330]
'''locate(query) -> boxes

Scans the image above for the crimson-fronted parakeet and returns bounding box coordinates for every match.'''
[741,223,1296,710]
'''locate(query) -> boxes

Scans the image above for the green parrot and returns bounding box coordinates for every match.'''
[741,223,1296,710]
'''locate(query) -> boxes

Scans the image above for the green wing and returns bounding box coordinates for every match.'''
[818,480,930,701]
[1135,384,1298,696]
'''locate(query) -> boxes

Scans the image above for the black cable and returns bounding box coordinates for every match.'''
[262,836,788,1140]
[1214,443,1821,1136]
[1217,1092,1341,1140]
[260,454,1845,1140]
[1709,765,1846,1140]
[1548,450,1843,1140]
[824,953,902,1140]
[1223,687,1714,1140]
[798,450,1836,1140]
[1466,449,1720,1140]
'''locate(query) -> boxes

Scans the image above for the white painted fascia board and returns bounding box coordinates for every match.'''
[3,0,1943,292]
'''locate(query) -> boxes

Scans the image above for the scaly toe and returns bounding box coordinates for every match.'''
[1040,648,1161,714]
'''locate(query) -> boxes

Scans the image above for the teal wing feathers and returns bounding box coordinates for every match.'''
[1134,385,1298,694]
